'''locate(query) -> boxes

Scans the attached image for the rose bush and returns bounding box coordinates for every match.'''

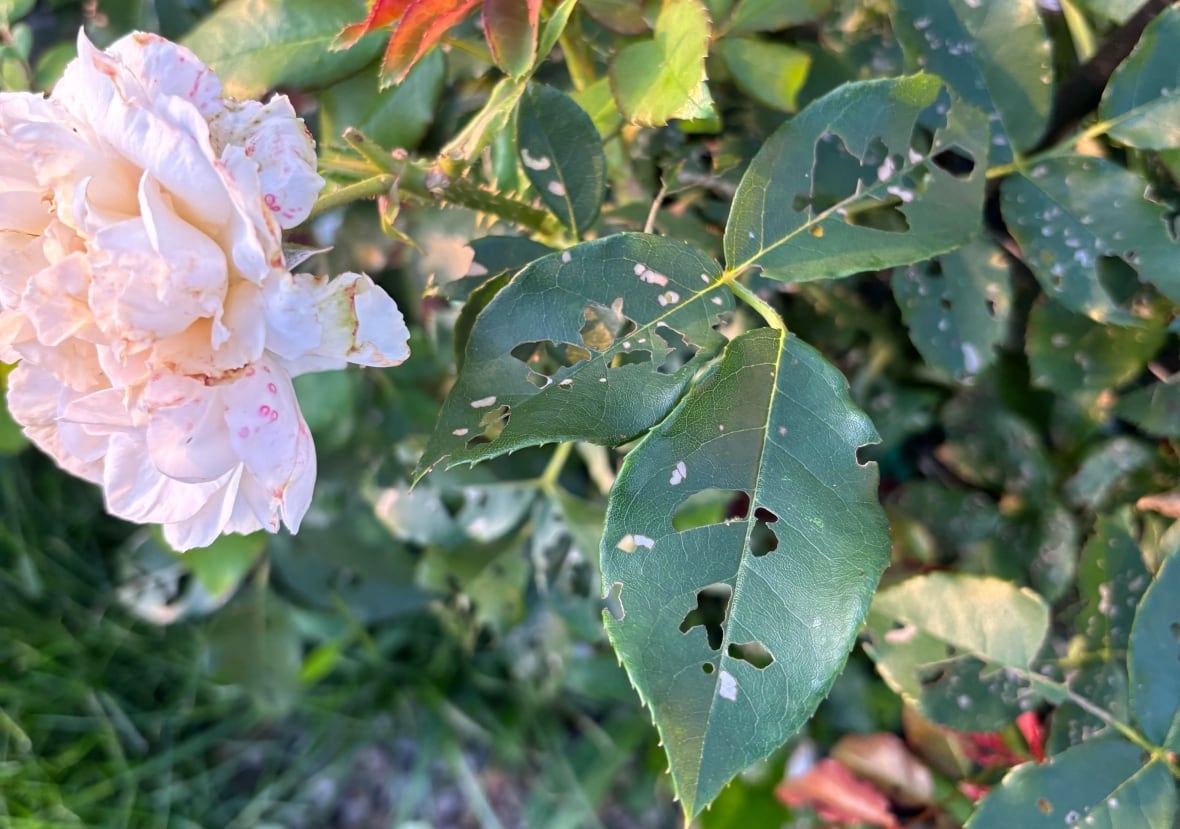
[0,31,409,550]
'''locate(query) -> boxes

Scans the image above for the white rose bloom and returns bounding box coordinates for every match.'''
[0,31,410,550]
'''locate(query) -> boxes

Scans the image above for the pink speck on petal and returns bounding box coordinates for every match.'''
[263,193,280,212]
[269,410,279,422]
[259,404,271,417]
[245,366,255,376]
[267,382,277,393]
[238,426,249,438]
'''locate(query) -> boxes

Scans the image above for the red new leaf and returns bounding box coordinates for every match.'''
[335,0,414,49]
[336,0,482,84]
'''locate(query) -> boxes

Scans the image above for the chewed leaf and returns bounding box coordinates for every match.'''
[417,234,734,477]
[892,0,1052,163]
[1099,5,1180,150]
[1001,156,1180,325]
[601,328,890,818]
[893,237,1012,383]
[966,740,1176,829]
[725,74,988,282]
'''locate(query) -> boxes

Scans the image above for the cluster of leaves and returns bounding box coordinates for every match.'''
[4,0,1180,826]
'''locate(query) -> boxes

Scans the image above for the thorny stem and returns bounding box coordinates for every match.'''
[722,270,787,332]
[308,129,558,234]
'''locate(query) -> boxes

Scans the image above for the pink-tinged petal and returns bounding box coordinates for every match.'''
[210,97,322,229]
[20,254,96,347]
[263,271,411,373]
[142,373,238,483]
[105,32,224,119]
[138,172,227,309]
[211,280,265,364]
[103,431,236,524]
[0,191,50,236]
[220,358,316,531]
[217,145,283,282]
[6,363,104,482]
[61,387,134,428]
[161,466,254,551]
[9,336,105,392]
[96,343,150,390]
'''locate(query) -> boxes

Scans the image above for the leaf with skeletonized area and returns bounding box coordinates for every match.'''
[725,74,989,283]
[601,327,890,818]
[333,0,480,85]
[416,234,735,478]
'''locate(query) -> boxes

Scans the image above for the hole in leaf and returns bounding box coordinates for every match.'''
[932,147,976,179]
[844,201,911,233]
[654,323,699,375]
[610,349,653,368]
[939,296,952,311]
[672,489,748,532]
[1097,255,1140,302]
[439,490,465,518]
[750,508,779,557]
[702,662,715,674]
[679,582,733,650]
[511,340,591,377]
[466,405,511,447]
[728,640,775,669]
[1170,621,1180,641]
[985,297,999,318]
[1037,799,1052,815]
[581,299,636,351]
[604,581,625,621]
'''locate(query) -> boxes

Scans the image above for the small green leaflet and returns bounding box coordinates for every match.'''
[601,327,889,818]
[1099,5,1180,150]
[417,234,734,476]
[725,74,988,282]
[724,0,833,34]
[609,0,712,126]
[892,237,1012,382]
[1001,156,1180,324]
[892,0,1052,164]
[1129,549,1180,751]
[517,84,606,237]
[1116,377,1180,437]
[966,739,1177,829]
[715,37,811,113]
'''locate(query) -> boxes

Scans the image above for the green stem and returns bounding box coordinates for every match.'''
[538,442,574,495]
[985,117,1120,180]
[723,271,787,332]
[1062,0,1098,62]
[308,174,396,219]
[311,129,558,234]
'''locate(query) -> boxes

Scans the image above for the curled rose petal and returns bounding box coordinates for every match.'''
[0,30,409,551]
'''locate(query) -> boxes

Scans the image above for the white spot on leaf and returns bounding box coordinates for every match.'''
[547,180,567,197]
[471,395,497,408]
[719,670,738,701]
[617,533,656,552]
[669,461,687,485]
[657,290,681,307]
[561,250,572,263]
[520,148,551,170]
[452,428,469,436]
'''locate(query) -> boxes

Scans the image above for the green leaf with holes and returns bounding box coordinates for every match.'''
[1001,157,1180,324]
[609,0,711,126]
[1026,296,1167,396]
[182,0,382,98]
[517,84,607,237]
[417,234,734,477]
[724,75,988,282]
[966,739,1177,829]
[893,237,1012,382]
[863,573,1049,729]
[600,327,890,819]
[1099,5,1180,150]
[892,0,1052,164]
[1129,549,1180,750]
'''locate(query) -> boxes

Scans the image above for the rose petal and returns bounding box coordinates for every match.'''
[142,373,238,483]
[103,431,236,524]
